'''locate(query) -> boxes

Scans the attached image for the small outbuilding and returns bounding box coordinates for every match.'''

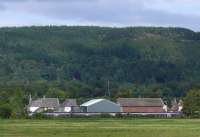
[170,99,183,112]
[117,98,166,113]
[80,99,121,113]
[59,99,79,112]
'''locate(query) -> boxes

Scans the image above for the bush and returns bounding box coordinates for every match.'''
[0,104,12,119]
[31,113,50,119]
[183,89,200,117]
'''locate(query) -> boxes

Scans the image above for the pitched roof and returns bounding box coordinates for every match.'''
[80,99,104,107]
[170,99,183,112]
[117,98,164,107]
[30,98,59,108]
[170,99,179,112]
[61,99,77,107]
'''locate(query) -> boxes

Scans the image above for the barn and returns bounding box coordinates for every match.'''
[80,99,121,113]
[117,98,166,113]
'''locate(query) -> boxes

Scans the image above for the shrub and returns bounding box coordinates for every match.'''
[0,104,12,119]
[31,113,50,119]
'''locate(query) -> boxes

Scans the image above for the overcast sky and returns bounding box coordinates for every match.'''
[0,0,200,31]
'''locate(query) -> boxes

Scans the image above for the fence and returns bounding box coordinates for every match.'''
[29,112,183,118]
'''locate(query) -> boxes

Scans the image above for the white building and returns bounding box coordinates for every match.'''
[59,99,78,112]
[80,99,121,113]
[28,96,59,113]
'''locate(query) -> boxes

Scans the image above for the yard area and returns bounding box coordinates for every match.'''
[0,118,200,137]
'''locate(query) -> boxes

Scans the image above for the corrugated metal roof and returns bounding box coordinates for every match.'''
[117,98,164,107]
[80,99,104,106]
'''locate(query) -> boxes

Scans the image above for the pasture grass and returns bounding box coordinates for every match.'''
[0,118,200,137]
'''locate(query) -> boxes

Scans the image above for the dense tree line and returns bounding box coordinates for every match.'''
[0,26,200,117]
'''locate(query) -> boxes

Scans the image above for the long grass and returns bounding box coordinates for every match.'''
[1,118,200,137]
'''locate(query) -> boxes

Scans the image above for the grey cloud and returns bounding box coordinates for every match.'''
[0,0,96,2]
[0,0,199,31]
[24,0,199,29]
[0,4,5,10]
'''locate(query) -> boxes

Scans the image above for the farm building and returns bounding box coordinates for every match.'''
[117,98,167,113]
[59,99,79,112]
[28,97,59,113]
[80,99,121,113]
[170,99,183,112]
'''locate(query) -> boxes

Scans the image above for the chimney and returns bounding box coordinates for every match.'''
[174,98,177,104]
[29,94,32,104]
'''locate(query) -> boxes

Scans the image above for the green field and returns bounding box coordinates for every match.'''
[1,119,200,137]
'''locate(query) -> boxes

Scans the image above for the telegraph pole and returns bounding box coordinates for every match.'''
[107,80,111,97]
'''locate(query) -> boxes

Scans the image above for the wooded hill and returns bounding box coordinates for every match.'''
[0,26,200,100]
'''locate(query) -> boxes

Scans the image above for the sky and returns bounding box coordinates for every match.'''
[0,0,200,31]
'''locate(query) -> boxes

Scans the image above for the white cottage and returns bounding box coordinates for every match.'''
[28,97,59,113]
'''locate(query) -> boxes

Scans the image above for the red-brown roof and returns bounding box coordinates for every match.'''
[117,98,164,107]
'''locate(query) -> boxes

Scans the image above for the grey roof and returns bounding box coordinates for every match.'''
[81,99,119,107]
[117,98,164,107]
[61,99,77,107]
[81,99,104,107]
[30,98,59,108]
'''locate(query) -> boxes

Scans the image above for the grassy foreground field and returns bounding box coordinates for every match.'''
[0,119,200,137]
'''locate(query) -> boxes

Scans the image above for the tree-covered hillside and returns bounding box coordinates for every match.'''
[0,26,200,103]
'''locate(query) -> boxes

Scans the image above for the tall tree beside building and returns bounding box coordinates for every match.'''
[183,89,200,117]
